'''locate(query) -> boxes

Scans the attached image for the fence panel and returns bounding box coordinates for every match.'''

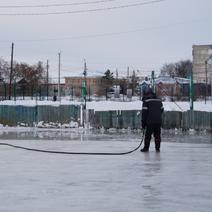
[0,105,211,130]
[0,105,80,126]
[119,110,141,129]
[162,111,182,129]
[182,111,212,130]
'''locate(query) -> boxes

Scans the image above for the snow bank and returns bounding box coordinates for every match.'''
[0,100,211,112]
[86,101,212,112]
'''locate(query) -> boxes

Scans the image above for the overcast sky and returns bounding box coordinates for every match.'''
[0,0,212,79]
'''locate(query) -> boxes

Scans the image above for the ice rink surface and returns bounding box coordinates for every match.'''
[0,130,212,212]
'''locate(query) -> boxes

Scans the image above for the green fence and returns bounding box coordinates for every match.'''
[181,111,212,130]
[162,111,182,129]
[90,110,212,130]
[0,105,211,130]
[0,105,80,126]
[91,110,144,129]
[0,105,36,126]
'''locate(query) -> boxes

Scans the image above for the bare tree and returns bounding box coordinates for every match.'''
[0,58,10,81]
[14,61,46,84]
[160,63,176,77]
[175,60,192,78]
[160,60,192,78]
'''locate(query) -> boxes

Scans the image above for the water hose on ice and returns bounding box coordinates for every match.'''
[0,130,145,155]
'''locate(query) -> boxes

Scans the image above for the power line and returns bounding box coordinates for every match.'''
[0,0,165,16]
[0,17,211,43]
[0,0,118,8]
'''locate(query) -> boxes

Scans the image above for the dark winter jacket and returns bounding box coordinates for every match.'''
[142,93,164,127]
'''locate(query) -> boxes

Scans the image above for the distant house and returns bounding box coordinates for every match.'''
[16,78,28,85]
[64,72,114,97]
[15,78,29,97]
[155,76,189,99]
[139,77,151,94]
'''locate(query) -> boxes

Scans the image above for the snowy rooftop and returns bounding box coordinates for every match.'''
[155,76,191,84]
[64,70,105,78]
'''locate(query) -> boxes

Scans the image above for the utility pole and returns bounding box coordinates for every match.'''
[83,59,87,78]
[125,66,130,100]
[46,60,49,100]
[82,59,87,108]
[81,59,87,128]
[58,52,61,101]
[127,66,129,78]
[205,55,212,104]
[9,42,14,100]
[127,66,129,88]
[205,60,208,104]
[151,70,155,93]
[189,69,194,110]
[132,69,136,96]
[116,68,118,88]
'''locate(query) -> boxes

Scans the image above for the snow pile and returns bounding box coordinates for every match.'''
[0,99,211,112]
[86,101,212,112]
[0,100,82,107]
[36,121,79,128]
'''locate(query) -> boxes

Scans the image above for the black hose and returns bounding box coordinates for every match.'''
[157,83,184,112]
[0,130,145,155]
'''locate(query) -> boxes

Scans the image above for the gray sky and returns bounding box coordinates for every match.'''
[0,0,212,79]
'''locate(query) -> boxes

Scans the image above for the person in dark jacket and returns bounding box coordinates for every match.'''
[141,87,164,152]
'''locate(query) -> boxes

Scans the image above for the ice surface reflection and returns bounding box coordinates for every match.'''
[142,153,162,210]
[0,128,211,144]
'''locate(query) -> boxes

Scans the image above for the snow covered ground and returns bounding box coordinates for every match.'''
[0,131,212,212]
[86,100,212,112]
[0,99,212,112]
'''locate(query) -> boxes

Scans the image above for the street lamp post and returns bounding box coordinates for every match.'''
[189,69,194,110]
[83,59,87,109]
[205,60,208,104]
[58,52,61,102]
[205,55,212,104]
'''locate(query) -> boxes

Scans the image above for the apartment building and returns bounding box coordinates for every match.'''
[192,45,212,82]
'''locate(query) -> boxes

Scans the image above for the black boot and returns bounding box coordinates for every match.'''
[155,148,160,152]
[155,138,161,152]
[140,139,150,152]
[140,147,149,152]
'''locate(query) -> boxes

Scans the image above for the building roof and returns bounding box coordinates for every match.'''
[65,70,104,78]
[155,76,190,84]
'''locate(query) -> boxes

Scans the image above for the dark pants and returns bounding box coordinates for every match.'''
[144,124,161,150]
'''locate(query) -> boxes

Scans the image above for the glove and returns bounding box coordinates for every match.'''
[142,123,146,129]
